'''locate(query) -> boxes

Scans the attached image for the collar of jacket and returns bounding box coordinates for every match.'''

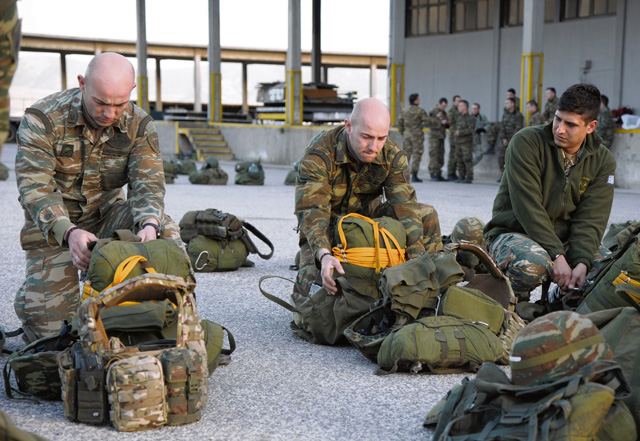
[543,120,603,160]
[67,88,131,136]
[336,125,385,167]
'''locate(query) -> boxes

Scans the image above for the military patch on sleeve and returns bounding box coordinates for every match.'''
[148,132,160,154]
[403,167,411,184]
[579,177,591,195]
[607,175,615,185]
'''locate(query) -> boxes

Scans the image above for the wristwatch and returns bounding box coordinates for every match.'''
[141,222,161,238]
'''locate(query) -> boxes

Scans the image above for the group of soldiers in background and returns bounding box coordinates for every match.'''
[397,85,615,184]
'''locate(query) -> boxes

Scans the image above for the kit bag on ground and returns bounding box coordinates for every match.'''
[575,223,640,314]
[234,159,264,185]
[171,158,197,175]
[58,273,208,431]
[587,282,640,433]
[332,213,407,280]
[179,208,274,271]
[425,360,636,441]
[82,229,192,299]
[189,157,228,185]
[260,275,381,346]
[163,160,176,184]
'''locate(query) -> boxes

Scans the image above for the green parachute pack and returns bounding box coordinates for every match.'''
[170,158,197,175]
[163,160,176,184]
[284,160,299,186]
[425,311,637,441]
[179,208,274,272]
[234,159,264,185]
[189,156,228,185]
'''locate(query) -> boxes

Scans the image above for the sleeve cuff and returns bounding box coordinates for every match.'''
[51,218,74,247]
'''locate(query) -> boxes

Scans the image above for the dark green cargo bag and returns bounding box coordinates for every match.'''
[188,158,228,185]
[201,319,236,375]
[234,159,264,185]
[576,225,640,314]
[188,235,249,271]
[333,214,407,280]
[377,315,507,374]
[436,285,505,334]
[260,275,380,346]
[171,158,197,175]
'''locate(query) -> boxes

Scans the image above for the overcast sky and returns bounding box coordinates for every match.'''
[18,0,390,54]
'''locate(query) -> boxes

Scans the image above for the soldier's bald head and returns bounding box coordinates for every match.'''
[348,98,390,131]
[84,53,135,95]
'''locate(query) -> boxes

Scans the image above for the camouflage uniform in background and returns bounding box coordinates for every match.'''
[528,110,545,127]
[596,105,614,148]
[15,87,189,340]
[472,112,491,162]
[294,125,443,295]
[452,112,476,182]
[497,108,524,173]
[396,104,430,175]
[0,0,19,181]
[543,96,559,123]
[427,106,447,178]
[446,105,460,178]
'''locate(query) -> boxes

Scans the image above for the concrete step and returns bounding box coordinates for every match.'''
[194,141,228,148]
[188,128,222,136]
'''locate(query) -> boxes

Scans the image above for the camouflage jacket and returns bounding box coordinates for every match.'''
[528,110,545,127]
[453,113,476,143]
[543,96,559,123]
[295,125,426,259]
[485,123,615,270]
[16,88,164,248]
[501,109,524,141]
[397,104,430,138]
[596,106,614,147]
[473,113,491,146]
[447,105,460,138]
[428,106,447,139]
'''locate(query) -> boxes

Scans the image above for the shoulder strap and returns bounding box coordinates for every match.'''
[241,221,275,260]
[258,275,299,313]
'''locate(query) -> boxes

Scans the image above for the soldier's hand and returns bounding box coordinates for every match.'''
[552,255,572,292]
[138,219,160,243]
[568,263,588,291]
[68,228,98,271]
[318,249,344,295]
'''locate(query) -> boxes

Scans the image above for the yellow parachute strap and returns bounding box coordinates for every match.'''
[614,272,640,303]
[81,255,157,303]
[332,213,406,274]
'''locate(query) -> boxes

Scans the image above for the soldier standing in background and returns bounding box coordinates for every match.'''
[543,87,559,123]
[507,88,520,112]
[527,100,545,126]
[397,93,430,182]
[0,0,19,181]
[427,97,449,181]
[14,52,190,341]
[452,100,476,184]
[492,97,524,181]
[471,102,491,165]
[596,94,614,148]
[446,95,461,181]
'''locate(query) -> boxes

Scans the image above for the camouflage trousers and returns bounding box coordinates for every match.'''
[455,138,474,180]
[497,140,509,172]
[294,202,443,297]
[402,133,425,174]
[487,232,609,297]
[15,200,189,341]
[486,122,502,147]
[447,135,457,175]
[428,137,445,175]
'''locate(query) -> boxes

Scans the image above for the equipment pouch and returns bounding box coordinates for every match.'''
[159,348,206,425]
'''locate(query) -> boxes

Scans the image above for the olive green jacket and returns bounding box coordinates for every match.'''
[484,123,616,270]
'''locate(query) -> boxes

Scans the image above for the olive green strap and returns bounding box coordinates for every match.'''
[258,275,299,314]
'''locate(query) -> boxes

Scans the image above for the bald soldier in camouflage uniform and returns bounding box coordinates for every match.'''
[596,94,614,148]
[397,93,430,182]
[452,100,476,183]
[295,98,442,296]
[446,95,461,181]
[15,53,189,341]
[0,0,19,181]
[427,98,448,181]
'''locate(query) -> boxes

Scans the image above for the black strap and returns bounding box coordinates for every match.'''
[242,221,274,260]
[258,275,299,313]
[221,326,236,356]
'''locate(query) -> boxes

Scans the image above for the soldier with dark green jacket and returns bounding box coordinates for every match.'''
[295,98,442,296]
[397,93,430,182]
[452,100,476,183]
[14,53,188,340]
[596,94,614,148]
[526,100,545,126]
[484,84,615,301]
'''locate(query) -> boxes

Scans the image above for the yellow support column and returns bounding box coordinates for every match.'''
[521,53,543,124]
[286,69,303,125]
[390,63,404,127]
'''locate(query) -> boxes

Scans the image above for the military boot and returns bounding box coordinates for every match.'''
[460,177,473,184]
[447,173,459,182]
[411,172,423,183]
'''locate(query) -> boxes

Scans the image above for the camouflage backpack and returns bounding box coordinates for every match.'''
[234,159,264,185]
[179,208,274,272]
[59,273,208,431]
[188,156,228,185]
[425,311,637,441]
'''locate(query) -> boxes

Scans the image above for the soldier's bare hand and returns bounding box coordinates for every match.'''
[318,249,344,295]
[68,228,97,271]
[568,263,588,291]
[552,255,572,292]
[138,225,158,243]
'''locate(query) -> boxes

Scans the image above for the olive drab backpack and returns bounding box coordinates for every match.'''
[170,158,197,175]
[59,273,208,432]
[179,208,274,272]
[188,156,228,185]
[163,160,176,184]
[284,160,299,186]
[234,159,264,185]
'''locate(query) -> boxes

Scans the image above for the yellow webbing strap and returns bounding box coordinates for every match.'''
[332,213,406,274]
[614,272,640,303]
[81,255,157,302]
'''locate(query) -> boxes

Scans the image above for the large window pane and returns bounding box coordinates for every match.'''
[593,0,607,15]
[465,1,477,30]
[478,0,488,28]
[578,0,591,17]
[455,3,464,31]
[419,7,428,34]
[438,5,447,32]
[608,1,616,14]
[545,0,555,22]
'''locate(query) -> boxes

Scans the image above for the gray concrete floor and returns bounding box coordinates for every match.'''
[0,143,637,440]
